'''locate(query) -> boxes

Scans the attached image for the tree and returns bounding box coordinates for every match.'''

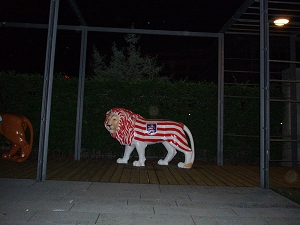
[92,33,163,79]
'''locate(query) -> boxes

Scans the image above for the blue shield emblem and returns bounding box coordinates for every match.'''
[146,123,157,135]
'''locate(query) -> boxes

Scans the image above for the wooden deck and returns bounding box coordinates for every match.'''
[0,157,299,188]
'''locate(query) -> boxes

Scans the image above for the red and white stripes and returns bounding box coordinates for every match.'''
[134,117,192,152]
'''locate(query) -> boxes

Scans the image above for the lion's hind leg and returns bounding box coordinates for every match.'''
[158,142,177,166]
[12,142,31,162]
[177,151,194,169]
[2,144,20,160]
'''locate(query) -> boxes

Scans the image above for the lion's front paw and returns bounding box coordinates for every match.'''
[157,159,168,166]
[117,158,128,164]
[133,160,145,167]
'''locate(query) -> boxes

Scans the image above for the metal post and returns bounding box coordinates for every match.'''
[259,0,270,189]
[74,27,88,160]
[217,34,224,166]
[37,0,60,182]
[290,36,298,167]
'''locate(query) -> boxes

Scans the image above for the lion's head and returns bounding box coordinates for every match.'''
[104,108,140,145]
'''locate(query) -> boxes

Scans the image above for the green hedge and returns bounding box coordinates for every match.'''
[224,84,284,163]
[0,71,284,163]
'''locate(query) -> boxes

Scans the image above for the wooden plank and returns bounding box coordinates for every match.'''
[153,163,169,185]
[270,167,300,188]
[228,165,260,186]
[90,160,113,182]
[82,159,107,181]
[0,160,15,177]
[0,158,35,178]
[100,162,118,182]
[234,166,259,186]
[196,166,227,186]
[168,167,189,185]
[1,157,300,189]
[270,168,289,188]
[120,165,131,183]
[176,168,199,185]
[46,159,74,179]
[270,167,298,181]
[12,160,37,179]
[145,162,159,184]
[139,167,149,184]
[209,165,251,187]
[202,165,238,187]
[270,167,288,180]
[129,167,140,183]
[217,165,257,187]
[184,166,213,186]
[52,160,83,180]
[161,166,178,185]
[1,158,35,178]
[110,164,124,183]
[21,162,38,179]
[71,160,105,181]
[64,161,91,181]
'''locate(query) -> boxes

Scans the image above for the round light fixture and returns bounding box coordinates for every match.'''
[274,18,289,26]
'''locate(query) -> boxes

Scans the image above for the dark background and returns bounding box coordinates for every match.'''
[0,0,247,82]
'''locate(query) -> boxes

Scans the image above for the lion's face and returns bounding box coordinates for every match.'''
[104,113,120,134]
[104,108,137,146]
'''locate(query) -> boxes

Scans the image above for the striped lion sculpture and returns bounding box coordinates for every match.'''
[104,108,195,169]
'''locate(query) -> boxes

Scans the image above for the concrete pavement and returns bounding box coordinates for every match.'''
[0,178,300,225]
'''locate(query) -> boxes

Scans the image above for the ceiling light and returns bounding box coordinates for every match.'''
[274,18,289,26]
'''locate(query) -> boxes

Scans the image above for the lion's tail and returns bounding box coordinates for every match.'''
[183,125,195,163]
[23,116,34,159]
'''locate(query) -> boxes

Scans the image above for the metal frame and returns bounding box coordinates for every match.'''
[221,0,300,37]
[74,27,88,161]
[259,0,270,189]
[217,34,224,166]
[219,0,300,188]
[37,0,60,182]
[290,36,298,168]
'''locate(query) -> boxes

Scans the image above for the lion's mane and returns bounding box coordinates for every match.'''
[105,108,144,146]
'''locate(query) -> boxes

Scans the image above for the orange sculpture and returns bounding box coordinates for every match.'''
[0,113,33,162]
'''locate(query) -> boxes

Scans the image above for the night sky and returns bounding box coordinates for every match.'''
[0,0,246,81]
